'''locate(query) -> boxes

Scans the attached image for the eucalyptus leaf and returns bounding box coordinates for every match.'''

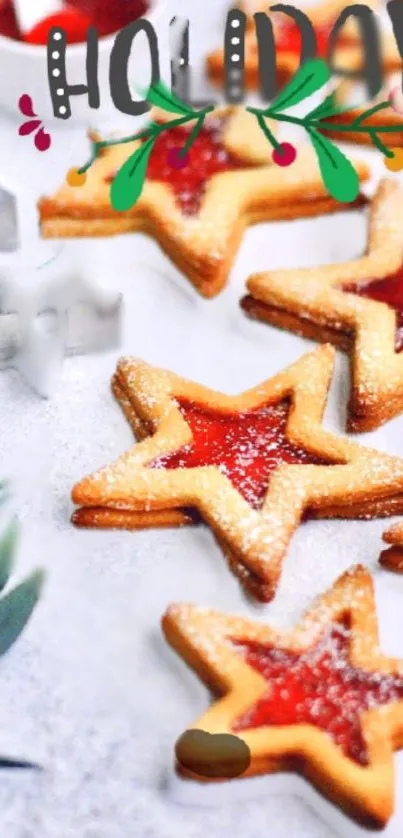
[146,81,194,115]
[0,519,18,592]
[269,59,331,113]
[308,129,359,203]
[0,481,9,506]
[0,569,45,657]
[110,138,155,212]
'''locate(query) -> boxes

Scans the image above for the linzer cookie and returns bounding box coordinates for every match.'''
[207,0,401,91]
[162,565,403,827]
[242,179,403,432]
[380,522,403,572]
[39,107,369,298]
[72,346,403,602]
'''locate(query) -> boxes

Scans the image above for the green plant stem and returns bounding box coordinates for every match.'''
[78,107,214,175]
[351,100,390,126]
[179,115,205,157]
[269,111,403,133]
[257,114,281,150]
[249,102,403,135]
[370,131,395,157]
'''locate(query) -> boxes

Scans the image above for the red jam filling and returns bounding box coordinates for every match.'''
[0,0,20,40]
[232,622,403,765]
[0,0,148,44]
[276,21,333,57]
[345,268,403,352]
[107,118,249,217]
[275,21,351,57]
[150,399,328,510]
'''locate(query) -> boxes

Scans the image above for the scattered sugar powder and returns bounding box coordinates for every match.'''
[1,138,403,838]
[149,398,330,509]
[232,621,403,765]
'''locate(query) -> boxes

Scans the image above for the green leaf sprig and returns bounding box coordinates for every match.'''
[248,58,403,203]
[0,513,44,657]
[76,82,214,211]
[72,64,403,209]
[0,492,45,772]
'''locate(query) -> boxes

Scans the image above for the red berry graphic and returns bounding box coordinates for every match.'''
[19,120,41,136]
[167,147,190,170]
[272,142,297,167]
[18,94,36,118]
[34,128,51,152]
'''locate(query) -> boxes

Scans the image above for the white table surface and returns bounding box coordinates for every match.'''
[1,2,403,837]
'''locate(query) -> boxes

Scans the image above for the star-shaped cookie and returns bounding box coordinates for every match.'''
[207,0,401,92]
[242,178,403,432]
[380,522,403,572]
[39,107,369,298]
[72,345,403,601]
[162,565,403,828]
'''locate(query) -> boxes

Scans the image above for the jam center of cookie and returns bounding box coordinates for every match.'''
[150,399,328,510]
[143,118,248,216]
[106,118,250,216]
[276,21,333,57]
[345,269,403,352]
[232,623,403,765]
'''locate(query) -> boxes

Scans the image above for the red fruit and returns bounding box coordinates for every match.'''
[34,128,51,152]
[69,0,149,38]
[272,142,297,167]
[19,119,41,136]
[167,147,190,170]
[24,8,92,46]
[276,22,331,58]
[0,0,21,41]
[18,94,36,118]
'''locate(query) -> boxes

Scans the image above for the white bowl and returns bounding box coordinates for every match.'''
[0,0,172,123]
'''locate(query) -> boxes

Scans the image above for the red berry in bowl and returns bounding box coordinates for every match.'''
[272,142,297,167]
[24,8,92,46]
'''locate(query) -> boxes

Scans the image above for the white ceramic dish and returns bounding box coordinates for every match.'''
[0,0,172,123]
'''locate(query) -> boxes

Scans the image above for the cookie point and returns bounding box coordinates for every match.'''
[379,546,403,573]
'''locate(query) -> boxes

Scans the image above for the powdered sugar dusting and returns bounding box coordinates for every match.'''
[233,621,403,765]
[151,398,329,509]
[2,64,403,838]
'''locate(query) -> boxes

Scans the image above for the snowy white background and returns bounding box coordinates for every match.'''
[0,1,403,836]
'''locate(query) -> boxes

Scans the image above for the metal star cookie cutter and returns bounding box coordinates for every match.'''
[0,176,122,398]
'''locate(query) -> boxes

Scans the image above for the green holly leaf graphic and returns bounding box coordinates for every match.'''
[0,519,18,593]
[269,59,331,113]
[308,129,359,203]
[110,137,155,212]
[0,569,44,657]
[146,81,194,116]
